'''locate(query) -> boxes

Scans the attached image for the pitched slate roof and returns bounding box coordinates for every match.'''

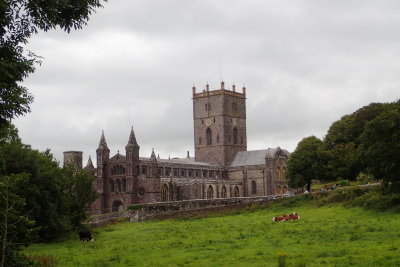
[109,153,126,162]
[140,157,216,167]
[230,147,290,167]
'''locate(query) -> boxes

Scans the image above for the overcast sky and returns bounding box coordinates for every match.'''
[13,0,400,166]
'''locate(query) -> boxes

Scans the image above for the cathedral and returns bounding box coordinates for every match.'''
[64,82,291,214]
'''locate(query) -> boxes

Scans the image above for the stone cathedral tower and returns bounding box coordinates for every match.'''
[193,81,247,167]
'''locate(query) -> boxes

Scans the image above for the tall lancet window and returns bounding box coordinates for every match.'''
[206,128,212,145]
[233,127,238,145]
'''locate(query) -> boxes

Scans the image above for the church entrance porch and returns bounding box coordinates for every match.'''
[112,200,124,212]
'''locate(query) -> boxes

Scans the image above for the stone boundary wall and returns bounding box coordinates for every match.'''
[89,196,278,227]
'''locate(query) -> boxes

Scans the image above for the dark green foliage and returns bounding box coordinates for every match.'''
[323,142,360,181]
[286,136,325,191]
[0,124,98,241]
[1,139,71,240]
[355,192,400,212]
[321,102,391,182]
[324,114,355,147]
[63,167,98,227]
[324,102,388,148]
[359,100,400,190]
[0,174,37,267]
[0,0,106,126]
[0,1,106,263]
[291,100,399,188]
[301,185,400,212]
[0,44,36,126]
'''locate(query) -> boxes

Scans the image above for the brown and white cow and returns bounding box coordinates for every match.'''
[272,212,300,222]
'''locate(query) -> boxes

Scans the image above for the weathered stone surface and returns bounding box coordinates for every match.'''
[87,196,279,226]
[65,82,292,216]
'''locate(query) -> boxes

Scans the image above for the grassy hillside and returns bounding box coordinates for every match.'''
[25,198,400,267]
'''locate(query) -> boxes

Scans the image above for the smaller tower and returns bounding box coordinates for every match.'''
[126,126,140,177]
[96,131,110,166]
[85,155,95,176]
[96,131,110,195]
[125,127,140,162]
[148,148,159,178]
[63,151,83,170]
[86,155,94,169]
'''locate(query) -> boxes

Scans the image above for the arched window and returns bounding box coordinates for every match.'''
[282,186,288,194]
[207,185,214,199]
[251,181,257,195]
[216,134,220,143]
[161,184,169,202]
[276,167,281,181]
[206,128,212,145]
[234,186,240,197]
[221,186,227,198]
[276,186,282,195]
[122,178,127,192]
[233,128,238,145]
[116,179,122,192]
[193,187,199,199]
[199,137,202,145]
[113,165,126,175]
[282,167,287,180]
[110,180,115,192]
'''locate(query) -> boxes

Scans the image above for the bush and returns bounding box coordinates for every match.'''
[128,204,145,211]
[325,191,344,203]
[351,191,400,212]
[338,180,349,187]
[356,172,374,185]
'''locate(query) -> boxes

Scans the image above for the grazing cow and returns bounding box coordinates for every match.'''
[272,212,300,222]
[272,216,286,222]
[289,212,300,220]
[78,230,94,242]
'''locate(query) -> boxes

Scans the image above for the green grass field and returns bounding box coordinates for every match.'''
[24,199,400,267]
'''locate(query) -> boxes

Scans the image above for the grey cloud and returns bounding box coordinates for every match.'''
[14,0,400,165]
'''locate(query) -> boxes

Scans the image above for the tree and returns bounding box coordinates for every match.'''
[322,102,390,181]
[0,174,37,267]
[63,167,98,227]
[0,124,97,240]
[286,136,325,191]
[323,142,360,181]
[359,101,400,190]
[1,0,106,126]
[324,115,355,148]
[1,141,71,240]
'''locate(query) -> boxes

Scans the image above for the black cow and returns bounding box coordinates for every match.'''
[78,230,94,242]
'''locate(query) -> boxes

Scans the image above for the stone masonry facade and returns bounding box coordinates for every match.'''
[64,82,291,214]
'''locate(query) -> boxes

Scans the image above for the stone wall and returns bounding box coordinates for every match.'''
[88,196,278,227]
